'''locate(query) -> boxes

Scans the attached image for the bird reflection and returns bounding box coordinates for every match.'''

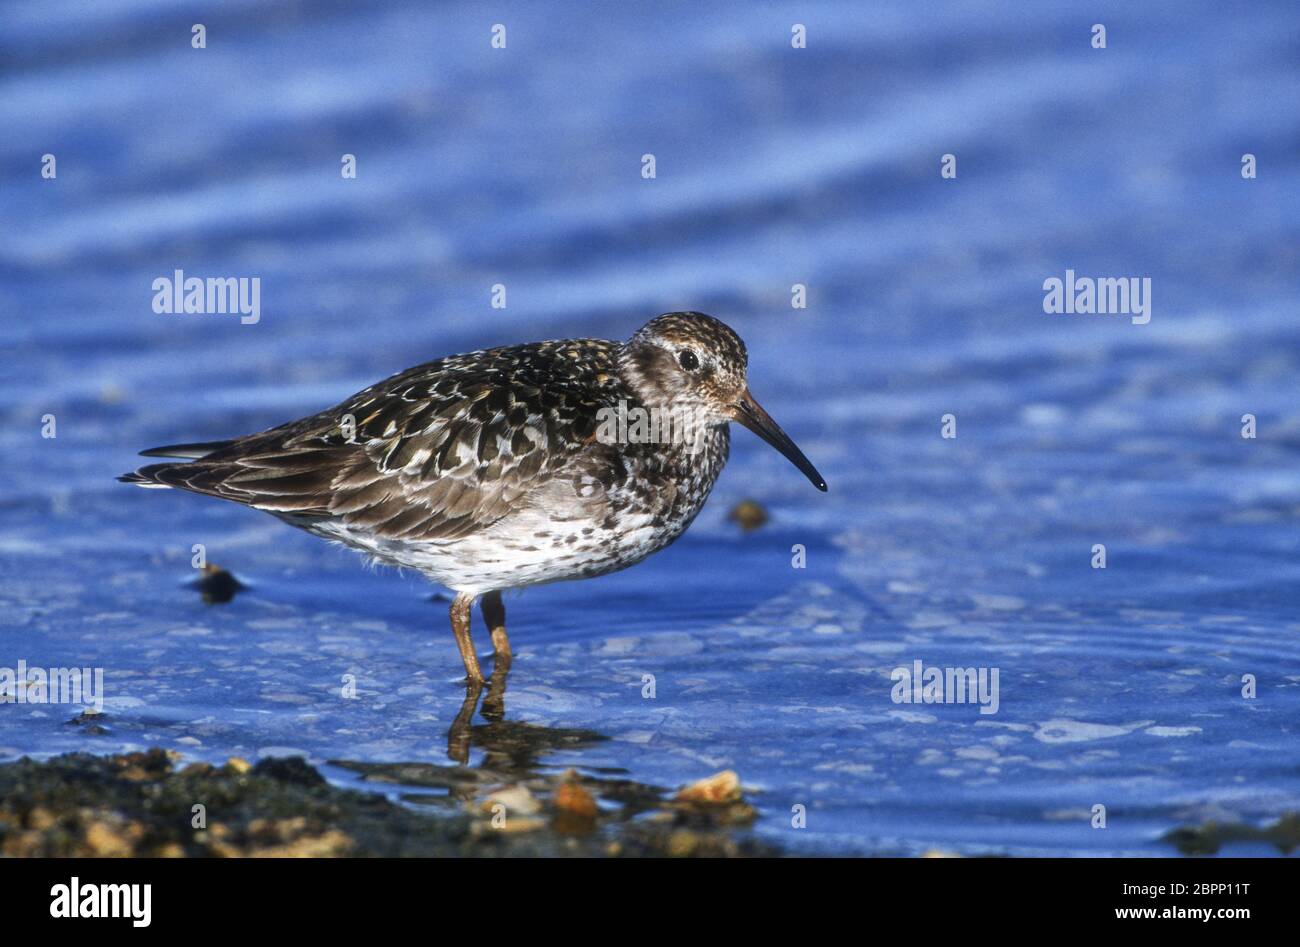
[329,655,611,807]
[447,654,513,765]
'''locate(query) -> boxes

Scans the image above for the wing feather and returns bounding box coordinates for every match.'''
[120,339,626,541]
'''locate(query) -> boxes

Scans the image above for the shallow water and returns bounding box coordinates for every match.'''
[3,0,1300,855]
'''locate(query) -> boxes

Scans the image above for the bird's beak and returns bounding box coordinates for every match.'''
[728,389,828,492]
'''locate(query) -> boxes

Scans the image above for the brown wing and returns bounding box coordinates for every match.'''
[123,339,625,540]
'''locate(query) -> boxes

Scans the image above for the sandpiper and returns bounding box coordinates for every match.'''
[121,312,826,684]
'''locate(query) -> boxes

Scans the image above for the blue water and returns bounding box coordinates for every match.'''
[3,0,1299,855]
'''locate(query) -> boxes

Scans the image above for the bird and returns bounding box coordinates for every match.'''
[120,311,827,685]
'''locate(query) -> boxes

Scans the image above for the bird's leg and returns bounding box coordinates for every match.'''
[481,590,512,665]
[449,592,485,685]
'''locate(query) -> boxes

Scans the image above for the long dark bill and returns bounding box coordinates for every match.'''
[729,389,828,492]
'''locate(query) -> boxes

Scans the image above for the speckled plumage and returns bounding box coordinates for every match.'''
[122,311,825,683]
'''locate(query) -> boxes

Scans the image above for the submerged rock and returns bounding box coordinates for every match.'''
[66,708,110,735]
[551,775,599,835]
[727,499,769,531]
[1162,814,1300,856]
[480,785,541,817]
[675,770,742,804]
[670,770,756,827]
[191,563,245,604]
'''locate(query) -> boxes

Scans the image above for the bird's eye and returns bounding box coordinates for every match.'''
[678,349,700,371]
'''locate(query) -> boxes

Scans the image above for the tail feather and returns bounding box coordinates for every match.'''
[118,461,197,488]
[117,471,173,488]
[119,425,334,518]
[118,453,332,518]
[121,440,239,489]
[138,439,235,459]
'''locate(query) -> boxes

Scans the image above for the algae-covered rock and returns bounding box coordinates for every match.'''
[1162,814,1300,856]
[0,750,780,858]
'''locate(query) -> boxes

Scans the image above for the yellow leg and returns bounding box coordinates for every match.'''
[449,592,485,685]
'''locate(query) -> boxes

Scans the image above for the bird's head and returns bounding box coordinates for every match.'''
[619,311,827,491]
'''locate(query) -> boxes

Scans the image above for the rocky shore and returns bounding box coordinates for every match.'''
[0,749,777,858]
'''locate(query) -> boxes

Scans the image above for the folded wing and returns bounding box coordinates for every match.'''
[120,339,622,541]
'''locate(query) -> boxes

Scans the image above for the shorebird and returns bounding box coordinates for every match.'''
[121,312,827,684]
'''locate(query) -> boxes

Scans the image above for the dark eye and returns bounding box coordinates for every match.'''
[678,349,700,371]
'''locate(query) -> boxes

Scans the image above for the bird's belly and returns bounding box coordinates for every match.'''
[471,511,677,591]
[314,507,678,595]
[303,434,725,595]
[309,489,695,595]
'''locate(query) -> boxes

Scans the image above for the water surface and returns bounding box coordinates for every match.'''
[3,0,1299,855]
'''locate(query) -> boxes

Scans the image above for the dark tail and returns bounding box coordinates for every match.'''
[118,461,197,488]
[119,439,235,488]
[139,439,234,459]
